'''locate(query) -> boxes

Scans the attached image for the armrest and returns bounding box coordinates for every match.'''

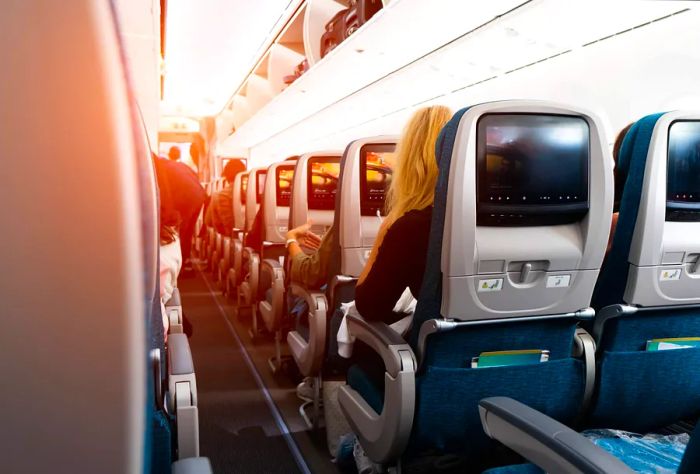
[167,334,200,459]
[261,258,284,281]
[287,283,328,376]
[172,458,212,474]
[165,289,183,334]
[479,397,633,474]
[345,315,414,377]
[168,333,194,377]
[242,247,260,298]
[337,316,416,464]
[258,259,286,330]
[165,287,181,307]
[573,328,596,413]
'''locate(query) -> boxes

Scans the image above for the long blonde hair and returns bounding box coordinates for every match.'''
[385,105,453,225]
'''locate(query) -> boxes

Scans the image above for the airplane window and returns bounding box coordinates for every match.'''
[241,174,248,204]
[307,156,341,210]
[667,120,700,221]
[256,170,267,204]
[476,113,590,226]
[276,165,294,207]
[360,144,396,216]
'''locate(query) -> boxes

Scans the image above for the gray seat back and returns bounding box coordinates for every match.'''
[1,1,149,472]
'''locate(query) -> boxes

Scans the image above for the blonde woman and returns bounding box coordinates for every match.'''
[355,105,452,324]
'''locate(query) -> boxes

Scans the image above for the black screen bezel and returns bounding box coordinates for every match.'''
[359,143,396,217]
[666,119,700,222]
[275,165,294,207]
[307,156,341,211]
[476,113,591,226]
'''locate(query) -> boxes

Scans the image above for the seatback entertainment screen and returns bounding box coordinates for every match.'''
[476,113,590,225]
[276,165,294,207]
[307,156,341,210]
[360,144,396,216]
[667,120,700,221]
[240,174,248,205]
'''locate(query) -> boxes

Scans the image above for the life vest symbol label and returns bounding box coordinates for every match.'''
[478,278,503,292]
[660,269,682,281]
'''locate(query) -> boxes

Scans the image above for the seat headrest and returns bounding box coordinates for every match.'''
[262,161,295,243]
[595,111,700,307]
[331,136,398,277]
[412,101,613,341]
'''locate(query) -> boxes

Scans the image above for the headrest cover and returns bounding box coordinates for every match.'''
[597,111,700,307]
[412,101,612,339]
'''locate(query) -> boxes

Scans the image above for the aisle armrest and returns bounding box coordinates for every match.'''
[286,283,327,376]
[172,457,212,474]
[479,397,633,474]
[167,334,200,459]
[165,288,183,334]
[337,315,416,464]
[241,247,260,305]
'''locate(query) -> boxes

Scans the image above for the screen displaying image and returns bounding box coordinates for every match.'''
[256,170,267,204]
[667,121,700,204]
[276,165,294,207]
[360,144,396,216]
[240,174,248,204]
[307,157,341,210]
[476,114,589,225]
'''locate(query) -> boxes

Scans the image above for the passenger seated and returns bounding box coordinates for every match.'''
[286,221,333,288]
[354,105,452,325]
[154,156,182,339]
[205,160,242,237]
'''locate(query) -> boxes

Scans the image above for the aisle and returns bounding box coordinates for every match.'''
[177,268,306,473]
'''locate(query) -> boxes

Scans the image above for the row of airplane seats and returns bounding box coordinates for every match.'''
[198,101,700,473]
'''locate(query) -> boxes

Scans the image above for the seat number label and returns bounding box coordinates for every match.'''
[660,269,682,281]
[546,275,571,288]
[478,278,503,292]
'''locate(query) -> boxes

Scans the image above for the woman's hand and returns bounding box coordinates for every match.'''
[287,220,322,251]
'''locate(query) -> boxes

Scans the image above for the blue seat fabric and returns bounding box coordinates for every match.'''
[348,105,586,462]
